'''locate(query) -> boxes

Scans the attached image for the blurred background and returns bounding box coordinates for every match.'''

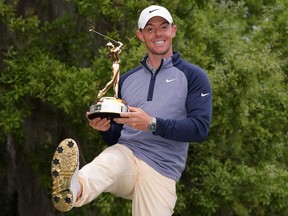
[0,0,287,215]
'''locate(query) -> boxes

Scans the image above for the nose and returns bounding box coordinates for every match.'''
[154,28,162,36]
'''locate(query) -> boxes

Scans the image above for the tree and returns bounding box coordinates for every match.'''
[0,0,287,215]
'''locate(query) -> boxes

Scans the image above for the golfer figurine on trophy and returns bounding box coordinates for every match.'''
[88,29,128,122]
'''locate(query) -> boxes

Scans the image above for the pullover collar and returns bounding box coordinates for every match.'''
[140,51,181,73]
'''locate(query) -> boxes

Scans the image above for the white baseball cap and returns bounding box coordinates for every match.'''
[138,5,173,30]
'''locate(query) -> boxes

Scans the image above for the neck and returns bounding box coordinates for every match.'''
[147,58,159,69]
[147,50,173,68]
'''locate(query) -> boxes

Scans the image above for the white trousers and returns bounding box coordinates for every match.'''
[75,144,177,216]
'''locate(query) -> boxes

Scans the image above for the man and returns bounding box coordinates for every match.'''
[51,5,212,216]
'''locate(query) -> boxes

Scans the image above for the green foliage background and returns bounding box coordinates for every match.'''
[0,0,287,215]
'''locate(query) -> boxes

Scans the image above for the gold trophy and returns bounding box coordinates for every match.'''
[88,29,128,122]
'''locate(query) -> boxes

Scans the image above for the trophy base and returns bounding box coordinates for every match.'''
[88,97,128,123]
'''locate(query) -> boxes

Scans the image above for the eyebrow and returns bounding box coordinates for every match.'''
[145,21,170,28]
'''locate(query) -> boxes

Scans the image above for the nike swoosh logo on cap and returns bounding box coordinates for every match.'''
[149,9,160,13]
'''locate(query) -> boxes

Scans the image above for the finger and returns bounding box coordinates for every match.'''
[89,117,103,127]
[102,118,111,126]
[128,106,137,112]
[86,112,93,120]
[95,118,111,130]
[120,112,131,118]
[97,118,109,126]
[114,117,128,124]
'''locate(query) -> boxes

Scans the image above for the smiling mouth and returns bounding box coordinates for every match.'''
[154,40,165,44]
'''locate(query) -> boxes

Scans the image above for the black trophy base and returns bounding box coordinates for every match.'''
[87,112,121,123]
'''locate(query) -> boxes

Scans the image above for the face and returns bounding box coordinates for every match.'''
[136,16,177,59]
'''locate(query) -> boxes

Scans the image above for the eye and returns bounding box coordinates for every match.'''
[161,24,170,31]
[146,27,154,33]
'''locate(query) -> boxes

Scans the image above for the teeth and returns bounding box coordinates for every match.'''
[154,41,164,44]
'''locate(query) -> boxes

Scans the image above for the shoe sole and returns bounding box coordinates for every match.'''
[51,138,79,212]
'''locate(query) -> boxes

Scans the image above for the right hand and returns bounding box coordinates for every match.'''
[86,112,111,131]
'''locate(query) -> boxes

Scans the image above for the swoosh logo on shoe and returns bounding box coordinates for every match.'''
[166,78,177,83]
[201,92,210,97]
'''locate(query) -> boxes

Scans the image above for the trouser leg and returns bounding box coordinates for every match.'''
[74,143,177,215]
[74,144,137,206]
[132,159,177,216]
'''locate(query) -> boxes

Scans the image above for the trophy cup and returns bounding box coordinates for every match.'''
[87,29,128,122]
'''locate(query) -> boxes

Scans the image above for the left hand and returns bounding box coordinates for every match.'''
[114,106,152,131]
[86,112,111,131]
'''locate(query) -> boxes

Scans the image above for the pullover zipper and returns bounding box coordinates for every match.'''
[147,72,157,101]
[143,59,164,101]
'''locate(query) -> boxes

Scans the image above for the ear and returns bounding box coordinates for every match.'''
[171,25,177,38]
[136,30,144,42]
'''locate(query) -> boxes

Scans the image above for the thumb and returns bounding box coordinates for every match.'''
[128,106,137,112]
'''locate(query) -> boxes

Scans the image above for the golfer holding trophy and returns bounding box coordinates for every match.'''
[51,5,212,215]
[87,32,128,121]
